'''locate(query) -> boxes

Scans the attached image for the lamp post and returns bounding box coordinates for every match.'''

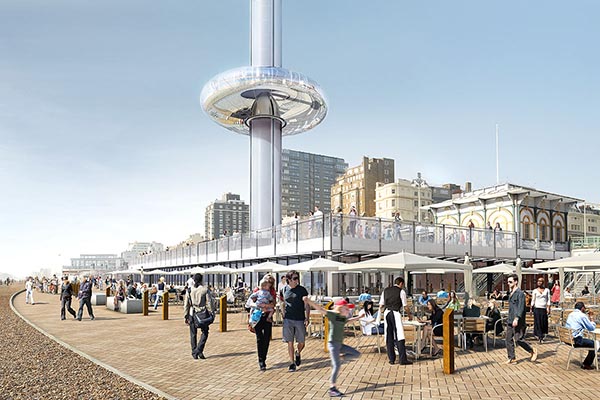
[412,172,428,223]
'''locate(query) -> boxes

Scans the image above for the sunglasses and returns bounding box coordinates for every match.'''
[291,276,299,281]
[507,280,514,284]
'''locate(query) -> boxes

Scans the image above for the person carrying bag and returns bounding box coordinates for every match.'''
[184,273,214,360]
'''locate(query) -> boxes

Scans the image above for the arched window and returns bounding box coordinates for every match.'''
[539,216,550,241]
[554,221,564,242]
[521,216,534,240]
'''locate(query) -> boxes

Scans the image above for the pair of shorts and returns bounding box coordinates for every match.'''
[282,319,306,343]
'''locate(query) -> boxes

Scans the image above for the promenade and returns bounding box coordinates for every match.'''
[12,290,599,400]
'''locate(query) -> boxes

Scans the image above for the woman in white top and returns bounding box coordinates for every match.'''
[530,277,551,343]
[358,301,379,335]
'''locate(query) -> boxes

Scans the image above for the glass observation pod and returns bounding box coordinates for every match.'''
[200,66,328,136]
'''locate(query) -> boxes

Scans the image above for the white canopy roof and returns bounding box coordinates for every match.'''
[338,252,470,272]
[271,258,346,273]
[473,263,547,275]
[203,265,236,275]
[234,261,280,274]
[535,253,600,270]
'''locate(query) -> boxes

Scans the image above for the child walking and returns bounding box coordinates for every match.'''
[304,297,360,397]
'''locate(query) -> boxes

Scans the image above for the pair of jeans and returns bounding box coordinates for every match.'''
[189,322,209,357]
[61,298,76,319]
[254,315,272,363]
[506,324,532,360]
[77,298,94,320]
[327,341,360,384]
[574,336,596,366]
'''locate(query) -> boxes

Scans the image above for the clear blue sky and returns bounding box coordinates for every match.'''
[1,1,598,277]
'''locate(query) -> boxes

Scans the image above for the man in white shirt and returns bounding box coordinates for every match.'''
[25,277,35,305]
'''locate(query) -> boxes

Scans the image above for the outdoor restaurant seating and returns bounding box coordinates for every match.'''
[555,326,599,370]
[461,318,488,352]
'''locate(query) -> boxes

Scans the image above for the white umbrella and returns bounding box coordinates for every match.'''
[339,251,469,272]
[272,258,345,273]
[473,263,547,275]
[204,265,236,274]
[535,253,600,270]
[410,268,465,275]
[235,261,279,273]
[184,266,206,275]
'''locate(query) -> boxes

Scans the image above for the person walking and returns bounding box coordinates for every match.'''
[25,277,35,305]
[531,277,551,343]
[246,274,276,371]
[76,275,95,321]
[378,277,413,365]
[282,269,310,372]
[505,274,536,364]
[304,297,360,397]
[153,277,166,310]
[184,273,214,360]
[60,277,76,320]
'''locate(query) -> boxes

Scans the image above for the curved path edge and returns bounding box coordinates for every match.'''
[10,289,177,400]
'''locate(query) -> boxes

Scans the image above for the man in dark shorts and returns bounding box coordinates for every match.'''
[282,269,310,372]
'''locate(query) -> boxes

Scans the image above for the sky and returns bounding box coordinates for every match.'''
[1,1,598,278]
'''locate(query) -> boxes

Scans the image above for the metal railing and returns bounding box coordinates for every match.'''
[571,236,600,250]
[129,214,520,270]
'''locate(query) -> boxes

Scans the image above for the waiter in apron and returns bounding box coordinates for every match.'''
[378,277,413,365]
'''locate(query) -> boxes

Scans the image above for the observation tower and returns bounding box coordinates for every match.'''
[200,0,327,231]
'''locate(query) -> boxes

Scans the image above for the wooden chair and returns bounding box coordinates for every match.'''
[525,313,535,336]
[555,326,599,370]
[462,318,488,352]
[486,317,506,348]
[308,312,324,338]
[356,321,382,354]
[403,324,419,359]
[425,323,444,356]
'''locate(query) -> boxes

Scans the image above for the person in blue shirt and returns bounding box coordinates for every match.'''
[358,288,372,302]
[418,290,430,306]
[565,301,597,370]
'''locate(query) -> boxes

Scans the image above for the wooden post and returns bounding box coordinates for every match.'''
[220,295,227,332]
[443,308,455,374]
[142,290,148,316]
[162,292,169,320]
[323,300,333,353]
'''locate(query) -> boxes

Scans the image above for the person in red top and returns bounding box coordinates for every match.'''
[551,281,561,306]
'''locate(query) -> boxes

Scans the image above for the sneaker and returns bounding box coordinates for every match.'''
[530,348,538,362]
[295,351,301,366]
[198,354,206,360]
[288,363,296,372]
[259,361,266,371]
[90,316,95,321]
[504,358,517,365]
[328,387,344,397]
[399,361,413,366]
[581,364,593,370]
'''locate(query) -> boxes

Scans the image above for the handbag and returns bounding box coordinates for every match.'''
[186,287,215,328]
[192,308,214,328]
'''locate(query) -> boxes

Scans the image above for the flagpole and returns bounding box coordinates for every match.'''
[495,123,499,185]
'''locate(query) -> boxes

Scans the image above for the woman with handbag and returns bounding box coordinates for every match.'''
[246,274,276,371]
[184,273,214,360]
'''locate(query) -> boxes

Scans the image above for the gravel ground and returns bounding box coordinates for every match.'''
[0,285,164,400]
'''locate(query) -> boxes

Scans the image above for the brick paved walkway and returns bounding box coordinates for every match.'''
[13,291,599,400]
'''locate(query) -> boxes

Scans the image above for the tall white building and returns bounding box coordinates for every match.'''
[205,193,250,239]
[121,241,164,267]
